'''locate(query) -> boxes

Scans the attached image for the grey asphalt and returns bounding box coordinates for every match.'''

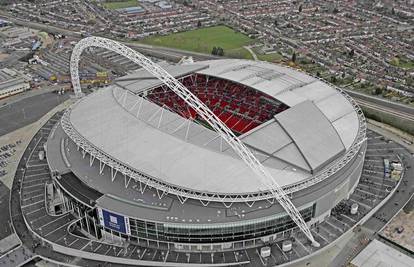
[0,181,12,241]
[0,93,69,136]
[345,90,414,116]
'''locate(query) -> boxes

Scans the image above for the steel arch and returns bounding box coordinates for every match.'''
[69,36,318,246]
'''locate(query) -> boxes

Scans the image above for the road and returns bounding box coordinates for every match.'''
[356,99,414,122]
[345,90,414,122]
[0,93,69,136]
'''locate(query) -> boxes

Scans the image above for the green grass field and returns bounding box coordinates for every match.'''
[103,0,138,10]
[390,56,414,70]
[141,26,255,59]
[255,49,283,63]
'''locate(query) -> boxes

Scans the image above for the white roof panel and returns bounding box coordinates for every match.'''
[273,143,311,172]
[273,90,307,106]
[315,93,354,122]
[332,111,359,149]
[275,101,345,171]
[242,120,293,155]
[292,80,336,102]
[115,63,208,94]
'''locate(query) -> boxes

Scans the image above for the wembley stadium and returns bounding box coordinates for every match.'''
[45,55,366,250]
[34,36,371,265]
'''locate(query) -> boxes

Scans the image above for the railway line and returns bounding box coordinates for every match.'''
[355,99,414,122]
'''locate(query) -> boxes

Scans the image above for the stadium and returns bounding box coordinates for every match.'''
[41,38,367,265]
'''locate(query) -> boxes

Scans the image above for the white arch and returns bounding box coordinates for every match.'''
[70,36,318,246]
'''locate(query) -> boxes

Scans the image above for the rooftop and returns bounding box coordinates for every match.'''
[68,59,360,195]
[351,239,414,267]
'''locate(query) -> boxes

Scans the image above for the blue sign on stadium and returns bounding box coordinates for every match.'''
[101,209,129,234]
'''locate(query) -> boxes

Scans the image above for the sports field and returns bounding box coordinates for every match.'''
[103,0,138,10]
[255,50,283,63]
[141,26,255,59]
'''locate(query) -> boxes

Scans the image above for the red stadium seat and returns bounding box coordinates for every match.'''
[146,74,289,134]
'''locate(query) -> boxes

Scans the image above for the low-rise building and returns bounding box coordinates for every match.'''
[0,68,31,99]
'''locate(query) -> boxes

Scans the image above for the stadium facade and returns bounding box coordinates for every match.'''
[45,57,366,257]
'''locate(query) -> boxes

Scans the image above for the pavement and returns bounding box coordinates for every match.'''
[244,46,258,61]
[0,84,62,107]
[0,92,69,136]
[0,245,35,267]
[0,124,35,190]
[0,233,20,255]
[367,119,414,151]
[0,181,12,240]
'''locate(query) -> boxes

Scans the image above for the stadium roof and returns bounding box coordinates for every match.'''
[69,59,360,195]
[114,63,208,93]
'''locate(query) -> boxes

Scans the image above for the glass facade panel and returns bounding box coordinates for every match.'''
[125,207,313,244]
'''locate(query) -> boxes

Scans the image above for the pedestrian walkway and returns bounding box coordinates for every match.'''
[0,245,35,267]
[0,233,20,255]
[244,46,258,61]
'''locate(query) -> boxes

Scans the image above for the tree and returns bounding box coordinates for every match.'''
[391,57,400,66]
[406,77,413,87]
[373,87,383,95]
[212,47,217,55]
[217,47,224,56]
[87,19,96,25]
[316,71,321,77]
[291,52,297,63]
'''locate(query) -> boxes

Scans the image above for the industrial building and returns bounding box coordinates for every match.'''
[0,68,30,99]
